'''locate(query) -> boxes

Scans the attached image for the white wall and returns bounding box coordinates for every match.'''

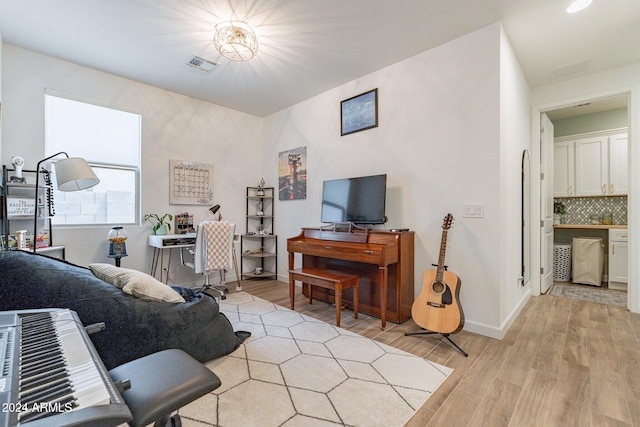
[265,23,529,337]
[498,26,532,331]
[1,45,263,284]
[531,63,640,314]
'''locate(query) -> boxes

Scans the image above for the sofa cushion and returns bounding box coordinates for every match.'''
[89,263,185,303]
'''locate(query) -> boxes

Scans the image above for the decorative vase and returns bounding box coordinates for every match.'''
[553,213,562,225]
[155,224,169,235]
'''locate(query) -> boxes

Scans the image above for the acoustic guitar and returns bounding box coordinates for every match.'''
[411,213,464,334]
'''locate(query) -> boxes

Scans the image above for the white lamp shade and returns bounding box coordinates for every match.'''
[55,157,100,191]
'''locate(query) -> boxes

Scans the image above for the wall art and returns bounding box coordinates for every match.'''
[341,88,378,136]
[169,159,213,205]
[278,146,307,200]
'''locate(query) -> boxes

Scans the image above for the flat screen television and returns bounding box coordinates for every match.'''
[321,174,387,224]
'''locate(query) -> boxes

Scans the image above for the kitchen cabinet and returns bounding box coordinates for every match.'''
[608,132,628,195]
[575,135,608,196]
[608,229,628,291]
[554,140,575,197]
[555,129,627,197]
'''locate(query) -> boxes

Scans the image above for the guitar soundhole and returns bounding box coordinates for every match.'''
[431,281,445,294]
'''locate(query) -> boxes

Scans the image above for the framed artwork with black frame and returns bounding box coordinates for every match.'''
[341,88,378,136]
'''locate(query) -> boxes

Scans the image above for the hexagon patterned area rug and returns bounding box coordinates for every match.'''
[178,292,452,427]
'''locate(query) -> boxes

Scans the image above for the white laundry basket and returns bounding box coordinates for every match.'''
[553,244,572,282]
[572,237,604,286]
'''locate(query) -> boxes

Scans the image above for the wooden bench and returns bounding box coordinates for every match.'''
[288,267,359,327]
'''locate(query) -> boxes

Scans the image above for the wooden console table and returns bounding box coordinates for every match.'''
[287,228,414,328]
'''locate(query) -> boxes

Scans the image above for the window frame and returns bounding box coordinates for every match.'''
[45,90,142,227]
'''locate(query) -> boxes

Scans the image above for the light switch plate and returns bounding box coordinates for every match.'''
[463,204,484,218]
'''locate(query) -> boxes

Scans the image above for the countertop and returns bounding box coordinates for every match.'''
[554,224,627,230]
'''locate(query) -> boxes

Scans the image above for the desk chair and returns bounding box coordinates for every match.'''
[181,221,237,299]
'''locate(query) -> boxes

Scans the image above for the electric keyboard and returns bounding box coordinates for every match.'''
[0,309,132,426]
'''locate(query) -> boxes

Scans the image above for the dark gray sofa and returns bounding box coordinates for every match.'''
[0,250,247,369]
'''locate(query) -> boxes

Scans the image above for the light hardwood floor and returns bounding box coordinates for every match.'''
[229,279,639,427]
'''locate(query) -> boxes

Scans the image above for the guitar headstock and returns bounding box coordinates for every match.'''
[442,213,454,230]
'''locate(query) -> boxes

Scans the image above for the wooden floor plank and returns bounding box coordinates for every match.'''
[467,378,521,427]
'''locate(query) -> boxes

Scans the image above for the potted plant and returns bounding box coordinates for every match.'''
[144,213,173,235]
[553,201,565,225]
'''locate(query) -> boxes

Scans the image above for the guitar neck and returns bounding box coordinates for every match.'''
[436,229,448,282]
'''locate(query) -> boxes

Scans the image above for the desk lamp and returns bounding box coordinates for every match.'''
[32,152,100,252]
[209,204,222,221]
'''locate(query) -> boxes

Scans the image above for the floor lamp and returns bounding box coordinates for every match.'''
[32,152,100,253]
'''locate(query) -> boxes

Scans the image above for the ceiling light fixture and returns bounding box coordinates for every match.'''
[213,21,258,62]
[566,0,592,13]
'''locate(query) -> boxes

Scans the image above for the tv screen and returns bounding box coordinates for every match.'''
[321,174,387,224]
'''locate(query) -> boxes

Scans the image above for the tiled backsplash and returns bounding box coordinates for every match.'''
[555,196,627,225]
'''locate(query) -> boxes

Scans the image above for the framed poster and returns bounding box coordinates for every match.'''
[7,197,36,217]
[341,88,378,136]
[169,159,213,205]
[278,146,307,200]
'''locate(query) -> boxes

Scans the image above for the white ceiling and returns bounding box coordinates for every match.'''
[0,0,638,117]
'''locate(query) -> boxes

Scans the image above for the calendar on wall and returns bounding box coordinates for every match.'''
[169,159,213,205]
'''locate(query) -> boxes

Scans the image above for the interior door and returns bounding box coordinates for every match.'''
[540,113,555,293]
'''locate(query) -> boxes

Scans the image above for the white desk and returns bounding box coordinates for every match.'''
[148,233,196,283]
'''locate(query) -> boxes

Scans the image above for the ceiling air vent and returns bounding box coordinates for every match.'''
[187,55,219,73]
[549,60,590,81]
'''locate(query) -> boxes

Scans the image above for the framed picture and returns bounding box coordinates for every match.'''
[341,88,378,136]
[6,197,36,217]
[278,146,307,200]
[169,159,214,205]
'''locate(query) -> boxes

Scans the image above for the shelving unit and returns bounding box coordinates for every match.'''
[241,186,277,280]
[1,165,64,258]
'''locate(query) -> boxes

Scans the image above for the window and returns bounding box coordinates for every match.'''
[45,92,141,225]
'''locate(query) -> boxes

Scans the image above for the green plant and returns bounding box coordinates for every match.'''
[144,213,173,234]
[553,201,566,215]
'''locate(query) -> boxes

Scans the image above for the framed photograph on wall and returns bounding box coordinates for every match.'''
[341,88,378,136]
[278,146,307,200]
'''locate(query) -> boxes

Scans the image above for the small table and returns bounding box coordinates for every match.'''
[148,233,196,283]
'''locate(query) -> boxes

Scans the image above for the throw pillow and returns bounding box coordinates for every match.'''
[89,263,185,303]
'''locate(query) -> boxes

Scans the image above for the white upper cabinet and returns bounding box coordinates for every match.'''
[555,129,628,197]
[608,133,628,195]
[575,136,608,196]
[553,140,575,197]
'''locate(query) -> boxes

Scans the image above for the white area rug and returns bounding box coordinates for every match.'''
[179,292,452,427]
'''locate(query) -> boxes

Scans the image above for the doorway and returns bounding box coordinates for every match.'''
[540,94,629,305]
